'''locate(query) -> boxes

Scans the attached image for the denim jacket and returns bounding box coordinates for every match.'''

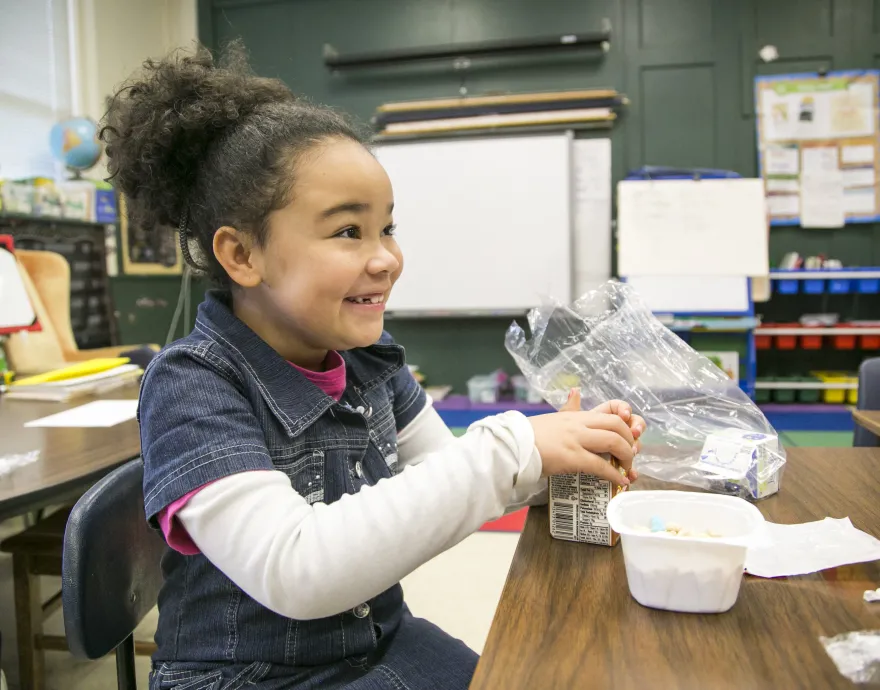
[138,290,426,667]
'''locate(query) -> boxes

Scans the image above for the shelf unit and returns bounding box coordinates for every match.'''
[754,381,858,390]
[769,270,880,280]
[755,327,880,335]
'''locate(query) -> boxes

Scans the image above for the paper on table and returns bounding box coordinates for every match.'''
[745,517,880,578]
[820,631,880,685]
[801,171,845,228]
[24,400,139,428]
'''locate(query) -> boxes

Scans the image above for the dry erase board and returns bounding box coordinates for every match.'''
[617,178,769,278]
[375,134,572,314]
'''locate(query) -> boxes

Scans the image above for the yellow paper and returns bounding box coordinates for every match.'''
[11,358,130,387]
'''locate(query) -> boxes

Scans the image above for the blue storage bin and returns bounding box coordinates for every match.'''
[803,279,825,294]
[829,278,851,294]
[776,279,799,294]
[857,275,880,294]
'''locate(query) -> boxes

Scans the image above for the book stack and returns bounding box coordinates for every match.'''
[373,89,627,137]
[4,358,142,402]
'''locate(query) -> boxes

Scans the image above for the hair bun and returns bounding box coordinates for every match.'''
[101,40,294,230]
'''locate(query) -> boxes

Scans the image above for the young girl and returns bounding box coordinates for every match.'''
[107,43,644,690]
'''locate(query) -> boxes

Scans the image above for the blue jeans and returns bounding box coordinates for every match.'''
[149,610,478,690]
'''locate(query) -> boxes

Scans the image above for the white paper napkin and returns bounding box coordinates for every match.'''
[745,517,880,578]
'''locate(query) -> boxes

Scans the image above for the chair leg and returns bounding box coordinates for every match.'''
[115,634,137,690]
[12,554,44,690]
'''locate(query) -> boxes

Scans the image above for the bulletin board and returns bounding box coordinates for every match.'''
[755,70,880,227]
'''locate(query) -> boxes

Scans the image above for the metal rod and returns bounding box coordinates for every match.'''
[324,30,610,69]
[115,634,136,690]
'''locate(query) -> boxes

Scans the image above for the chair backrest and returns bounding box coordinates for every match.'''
[17,249,79,356]
[62,459,165,659]
[5,255,68,373]
[855,357,880,447]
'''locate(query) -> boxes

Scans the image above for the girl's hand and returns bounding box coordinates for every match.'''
[588,397,646,459]
[528,390,640,486]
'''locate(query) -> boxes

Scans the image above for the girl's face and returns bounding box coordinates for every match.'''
[222,138,402,362]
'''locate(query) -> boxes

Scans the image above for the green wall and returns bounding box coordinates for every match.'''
[112,0,880,391]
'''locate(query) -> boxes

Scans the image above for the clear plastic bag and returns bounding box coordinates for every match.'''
[505,281,785,500]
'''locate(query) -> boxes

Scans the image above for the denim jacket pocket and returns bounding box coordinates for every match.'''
[275,449,325,504]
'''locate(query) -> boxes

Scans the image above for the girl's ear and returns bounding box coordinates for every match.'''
[213,226,262,288]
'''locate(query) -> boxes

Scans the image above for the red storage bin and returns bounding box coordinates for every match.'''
[756,324,773,350]
[833,323,856,350]
[858,325,880,349]
[801,334,822,349]
[775,323,799,350]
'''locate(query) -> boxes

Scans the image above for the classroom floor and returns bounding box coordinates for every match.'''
[0,430,853,689]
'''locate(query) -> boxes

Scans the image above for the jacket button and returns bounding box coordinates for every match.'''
[355,461,364,479]
[353,603,370,619]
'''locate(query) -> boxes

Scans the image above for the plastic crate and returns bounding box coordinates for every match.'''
[754,378,773,403]
[772,378,798,403]
[828,278,851,294]
[755,333,773,350]
[803,279,825,294]
[815,373,848,404]
[801,333,822,349]
[833,324,856,350]
[860,332,880,349]
[856,277,880,294]
[796,376,822,403]
[775,279,799,295]
[775,323,799,350]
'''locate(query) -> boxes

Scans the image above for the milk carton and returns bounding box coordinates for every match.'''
[695,429,783,499]
[549,455,627,546]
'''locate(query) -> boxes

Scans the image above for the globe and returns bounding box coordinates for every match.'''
[49,117,102,173]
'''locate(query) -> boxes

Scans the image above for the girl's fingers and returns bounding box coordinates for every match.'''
[576,428,635,470]
[576,449,631,486]
[630,414,646,439]
[592,399,632,421]
[573,411,635,447]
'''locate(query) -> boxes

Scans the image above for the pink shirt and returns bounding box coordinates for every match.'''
[158,352,346,555]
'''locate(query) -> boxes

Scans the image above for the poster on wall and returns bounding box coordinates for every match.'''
[754,70,880,227]
[119,196,182,275]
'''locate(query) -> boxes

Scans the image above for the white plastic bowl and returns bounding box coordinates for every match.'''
[606,490,766,614]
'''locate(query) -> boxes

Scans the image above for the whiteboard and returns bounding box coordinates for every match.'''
[617,178,769,277]
[625,276,750,315]
[375,134,572,313]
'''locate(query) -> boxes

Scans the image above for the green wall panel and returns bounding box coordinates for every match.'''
[111,0,880,393]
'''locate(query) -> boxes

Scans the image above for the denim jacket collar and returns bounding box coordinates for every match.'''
[194,290,405,437]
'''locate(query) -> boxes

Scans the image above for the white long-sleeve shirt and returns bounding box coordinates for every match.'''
[176,402,547,620]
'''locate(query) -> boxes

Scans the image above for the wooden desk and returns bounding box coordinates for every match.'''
[0,386,141,520]
[853,409,880,438]
[472,448,880,690]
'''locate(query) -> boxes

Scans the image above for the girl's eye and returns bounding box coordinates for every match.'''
[336,226,360,239]
[383,223,397,237]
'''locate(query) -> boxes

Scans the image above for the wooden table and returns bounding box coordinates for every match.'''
[0,385,141,520]
[853,409,880,438]
[472,448,880,690]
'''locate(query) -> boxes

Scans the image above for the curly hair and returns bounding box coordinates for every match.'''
[101,40,370,286]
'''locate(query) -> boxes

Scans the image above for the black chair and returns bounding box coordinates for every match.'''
[62,459,165,690]
[855,357,880,448]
